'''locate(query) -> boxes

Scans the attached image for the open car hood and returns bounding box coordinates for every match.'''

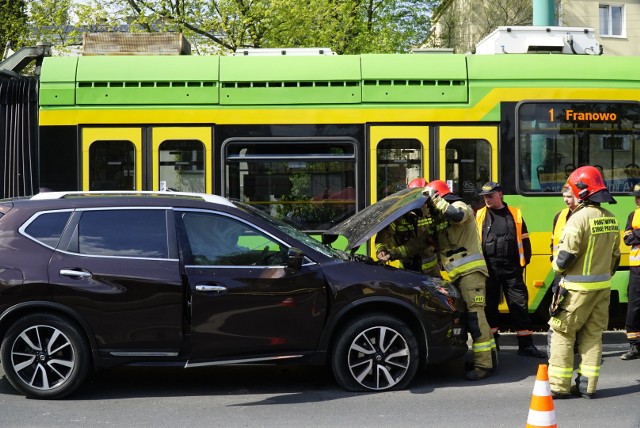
[323,188,428,251]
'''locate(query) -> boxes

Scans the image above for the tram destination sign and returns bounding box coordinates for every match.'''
[518,101,640,129]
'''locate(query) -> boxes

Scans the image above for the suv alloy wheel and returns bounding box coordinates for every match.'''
[1,313,90,399]
[331,313,419,391]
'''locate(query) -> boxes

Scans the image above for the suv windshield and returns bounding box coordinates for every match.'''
[236,202,339,258]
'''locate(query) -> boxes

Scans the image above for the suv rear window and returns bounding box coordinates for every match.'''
[24,211,72,248]
[74,209,169,258]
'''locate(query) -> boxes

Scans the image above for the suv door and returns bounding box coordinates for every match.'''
[175,210,327,364]
[48,208,184,356]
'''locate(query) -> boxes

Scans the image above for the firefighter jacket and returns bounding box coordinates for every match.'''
[431,195,488,282]
[551,208,571,260]
[552,203,620,291]
[476,204,530,267]
[625,209,640,267]
[375,209,444,273]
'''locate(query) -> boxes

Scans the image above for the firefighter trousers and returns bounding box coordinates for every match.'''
[548,288,610,395]
[458,272,493,370]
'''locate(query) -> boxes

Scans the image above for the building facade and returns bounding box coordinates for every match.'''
[560,0,640,55]
[428,0,640,56]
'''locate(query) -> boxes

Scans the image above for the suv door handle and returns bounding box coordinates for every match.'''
[60,269,92,279]
[195,284,226,293]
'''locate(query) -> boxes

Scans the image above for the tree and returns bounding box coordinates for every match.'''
[425,0,533,53]
[26,0,118,54]
[59,0,438,54]
[0,0,28,53]
[22,0,441,54]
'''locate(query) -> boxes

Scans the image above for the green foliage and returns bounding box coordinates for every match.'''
[26,0,120,53]
[0,0,28,51]
[24,0,441,54]
[426,0,532,53]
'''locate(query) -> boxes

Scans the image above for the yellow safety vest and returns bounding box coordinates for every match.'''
[629,209,640,267]
[476,205,527,267]
[552,208,571,260]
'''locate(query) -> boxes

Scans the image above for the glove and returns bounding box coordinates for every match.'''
[423,186,437,199]
[431,193,448,212]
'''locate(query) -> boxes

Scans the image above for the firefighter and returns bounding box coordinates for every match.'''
[423,180,494,380]
[548,184,580,357]
[621,183,640,360]
[549,165,620,399]
[375,178,444,277]
[551,184,580,260]
[476,181,546,358]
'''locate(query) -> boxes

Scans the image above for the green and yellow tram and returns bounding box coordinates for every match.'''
[35,50,640,323]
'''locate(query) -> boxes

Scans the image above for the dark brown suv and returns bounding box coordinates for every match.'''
[0,190,466,399]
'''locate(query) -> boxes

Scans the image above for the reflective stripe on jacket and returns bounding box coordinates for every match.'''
[553,204,620,291]
[437,200,488,282]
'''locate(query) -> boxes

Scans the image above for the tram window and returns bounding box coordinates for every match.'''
[159,140,205,193]
[74,209,168,258]
[89,140,135,191]
[376,139,422,200]
[518,101,640,193]
[224,139,357,232]
[445,139,491,210]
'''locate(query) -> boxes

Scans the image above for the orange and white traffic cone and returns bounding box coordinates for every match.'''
[526,364,557,428]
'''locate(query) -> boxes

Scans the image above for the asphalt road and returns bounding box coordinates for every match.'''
[1,332,639,428]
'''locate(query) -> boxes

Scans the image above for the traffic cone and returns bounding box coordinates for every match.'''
[526,364,557,428]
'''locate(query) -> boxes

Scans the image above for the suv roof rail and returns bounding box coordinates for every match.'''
[30,191,235,207]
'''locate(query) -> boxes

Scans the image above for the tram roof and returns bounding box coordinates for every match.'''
[39,53,640,107]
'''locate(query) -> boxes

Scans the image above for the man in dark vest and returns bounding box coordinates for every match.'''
[476,181,545,358]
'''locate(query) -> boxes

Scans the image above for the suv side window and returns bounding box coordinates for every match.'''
[23,211,72,248]
[75,209,168,258]
[180,212,286,266]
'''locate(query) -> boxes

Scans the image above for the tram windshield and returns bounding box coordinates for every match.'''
[517,101,640,193]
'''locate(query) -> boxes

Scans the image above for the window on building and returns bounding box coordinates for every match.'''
[599,4,624,37]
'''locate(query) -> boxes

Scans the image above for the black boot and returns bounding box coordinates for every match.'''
[621,343,640,360]
[518,345,547,358]
[465,367,490,381]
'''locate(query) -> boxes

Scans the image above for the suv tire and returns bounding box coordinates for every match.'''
[1,313,90,399]
[332,313,419,392]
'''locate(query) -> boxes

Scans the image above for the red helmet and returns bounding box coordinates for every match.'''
[427,180,451,197]
[567,165,612,202]
[408,177,427,189]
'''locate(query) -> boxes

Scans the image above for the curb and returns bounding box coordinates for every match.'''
[496,331,627,347]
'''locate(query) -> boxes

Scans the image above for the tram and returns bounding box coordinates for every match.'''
[4,29,640,323]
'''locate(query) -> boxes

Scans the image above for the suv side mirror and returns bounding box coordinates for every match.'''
[286,247,305,271]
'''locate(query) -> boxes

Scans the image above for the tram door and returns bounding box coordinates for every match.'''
[437,126,498,211]
[369,126,429,205]
[369,126,429,259]
[82,128,142,191]
[151,127,212,193]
